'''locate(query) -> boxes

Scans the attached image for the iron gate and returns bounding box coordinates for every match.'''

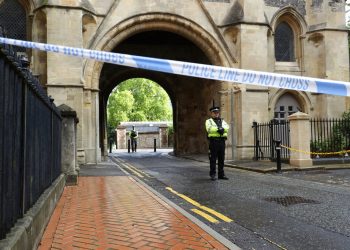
[252,120,290,160]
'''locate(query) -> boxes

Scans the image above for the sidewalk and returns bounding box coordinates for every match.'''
[38,166,236,249]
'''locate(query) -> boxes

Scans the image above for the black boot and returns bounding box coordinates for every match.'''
[218,176,229,180]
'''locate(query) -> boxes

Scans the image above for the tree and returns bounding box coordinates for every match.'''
[107,78,172,129]
[107,89,134,128]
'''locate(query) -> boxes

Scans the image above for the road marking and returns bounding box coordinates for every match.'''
[166,187,233,223]
[198,205,233,223]
[111,157,146,177]
[111,156,152,178]
[191,209,219,223]
[260,236,288,250]
[124,162,151,177]
[122,164,144,178]
[112,157,124,164]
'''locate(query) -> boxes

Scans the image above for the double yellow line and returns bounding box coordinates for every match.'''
[113,157,151,178]
[166,187,233,224]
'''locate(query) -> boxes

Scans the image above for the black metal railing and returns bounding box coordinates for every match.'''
[310,118,350,158]
[0,27,62,239]
[252,120,290,161]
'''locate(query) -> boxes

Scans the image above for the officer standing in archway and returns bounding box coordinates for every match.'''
[205,106,230,181]
[129,126,138,152]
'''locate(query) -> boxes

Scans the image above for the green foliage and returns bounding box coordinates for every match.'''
[310,136,345,155]
[107,78,172,129]
[310,110,350,157]
[341,108,350,120]
[107,90,134,128]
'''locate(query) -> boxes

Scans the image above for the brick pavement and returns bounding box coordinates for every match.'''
[38,176,228,250]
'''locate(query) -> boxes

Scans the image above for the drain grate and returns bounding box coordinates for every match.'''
[264,196,320,207]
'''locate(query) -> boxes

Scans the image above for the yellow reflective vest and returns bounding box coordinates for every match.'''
[205,118,229,138]
[129,130,138,138]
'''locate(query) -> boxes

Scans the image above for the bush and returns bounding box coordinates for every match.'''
[310,110,350,157]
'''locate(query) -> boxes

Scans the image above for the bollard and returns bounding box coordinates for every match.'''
[128,139,130,153]
[154,138,156,152]
[275,140,282,173]
[109,140,112,153]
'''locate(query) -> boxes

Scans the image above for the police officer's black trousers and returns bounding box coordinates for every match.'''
[131,139,137,152]
[208,138,226,177]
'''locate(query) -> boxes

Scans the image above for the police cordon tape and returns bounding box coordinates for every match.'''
[281,144,350,156]
[1,36,350,97]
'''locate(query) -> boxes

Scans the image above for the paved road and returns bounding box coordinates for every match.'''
[110,150,350,250]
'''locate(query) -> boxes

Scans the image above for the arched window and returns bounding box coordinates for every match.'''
[275,22,295,62]
[0,0,26,51]
[274,93,301,121]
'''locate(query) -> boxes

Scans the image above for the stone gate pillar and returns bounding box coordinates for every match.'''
[116,125,127,149]
[159,124,168,148]
[58,104,79,185]
[288,112,313,168]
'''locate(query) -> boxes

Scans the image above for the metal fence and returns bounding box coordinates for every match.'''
[0,28,62,239]
[252,120,290,161]
[310,118,350,158]
[253,118,350,161]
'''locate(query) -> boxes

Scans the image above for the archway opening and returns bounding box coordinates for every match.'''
[107,78,173,152]
[99,30,221,158]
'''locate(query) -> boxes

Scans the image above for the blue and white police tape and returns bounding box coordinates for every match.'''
[1,36,350,97]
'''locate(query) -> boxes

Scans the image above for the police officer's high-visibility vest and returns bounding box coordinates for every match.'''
[205,118,229,138]
[129,130,138,139]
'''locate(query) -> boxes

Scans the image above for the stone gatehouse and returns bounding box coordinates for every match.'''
[116,122,170,149]
[1,0,349,163]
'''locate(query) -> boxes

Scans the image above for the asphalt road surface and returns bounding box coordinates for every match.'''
[100,150,350,250]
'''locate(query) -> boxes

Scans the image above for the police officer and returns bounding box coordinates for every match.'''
[205,106,229,181]
[129,126,138,152]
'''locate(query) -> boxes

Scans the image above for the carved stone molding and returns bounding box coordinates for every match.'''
[264,0,306,15]
[307,32,324,47]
